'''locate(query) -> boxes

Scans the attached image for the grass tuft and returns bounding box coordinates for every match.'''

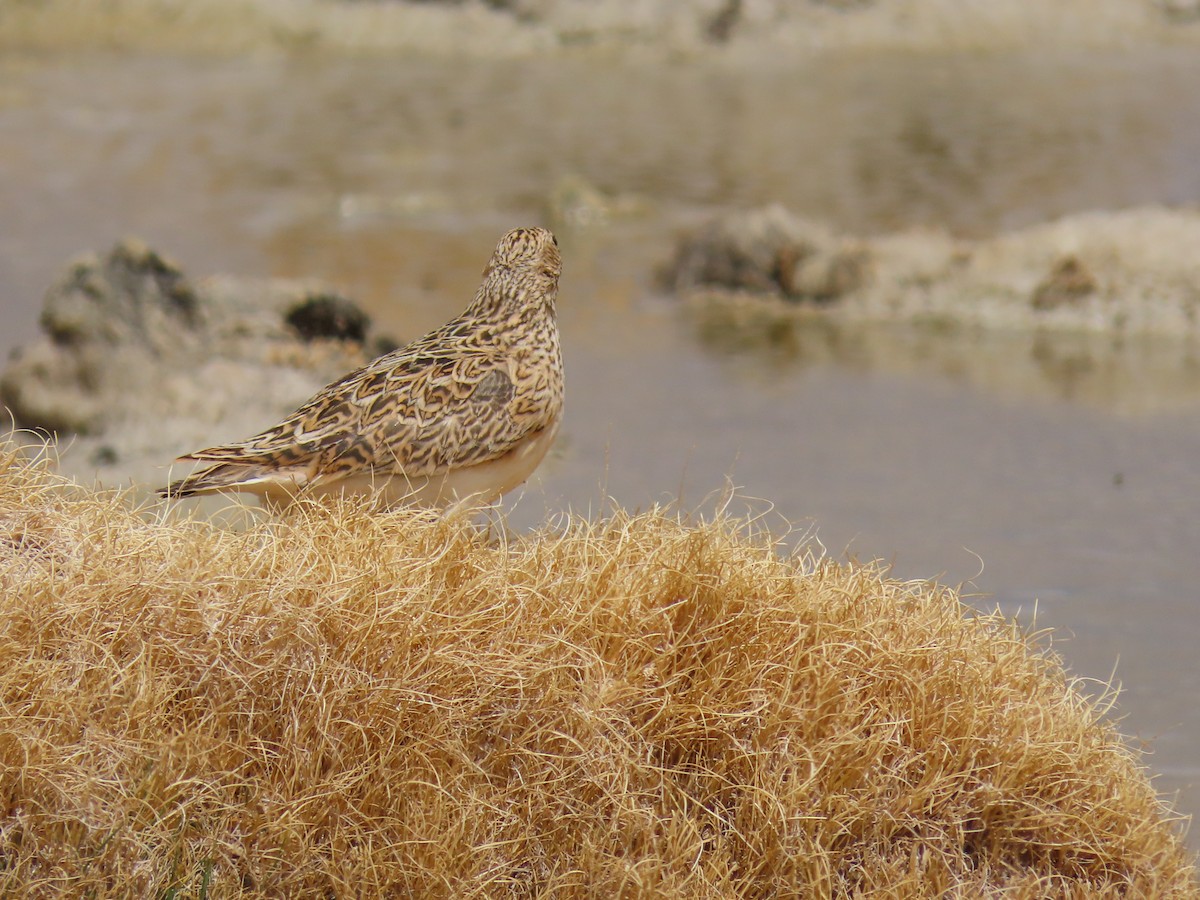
[0,439,1194,896]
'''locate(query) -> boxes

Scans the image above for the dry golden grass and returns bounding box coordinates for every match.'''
[0,439,1194,897]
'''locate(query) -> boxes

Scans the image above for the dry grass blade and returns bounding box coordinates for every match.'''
[0,440,1194,897]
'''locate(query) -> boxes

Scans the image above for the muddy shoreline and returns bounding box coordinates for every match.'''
[4,0,1200,59]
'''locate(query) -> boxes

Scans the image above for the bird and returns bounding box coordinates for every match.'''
[160,226,563,511]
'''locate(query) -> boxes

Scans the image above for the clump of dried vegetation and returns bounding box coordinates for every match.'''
[0,440,1193,897]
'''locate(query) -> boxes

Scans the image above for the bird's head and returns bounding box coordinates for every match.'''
[475,227,561,316]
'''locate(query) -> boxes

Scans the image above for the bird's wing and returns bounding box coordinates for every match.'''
[178,341,542,486]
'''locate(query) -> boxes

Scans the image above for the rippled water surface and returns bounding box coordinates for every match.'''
[1,47,1199,841]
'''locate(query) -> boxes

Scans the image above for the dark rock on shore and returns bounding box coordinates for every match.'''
[2,241,206,433]
[1030,255,1100,311]
[285,293,372,345]
[1,239,394,485]
[668,206,872,304]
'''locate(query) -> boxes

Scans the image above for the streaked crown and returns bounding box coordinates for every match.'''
[487,227,559,277]
[472,226,561,317]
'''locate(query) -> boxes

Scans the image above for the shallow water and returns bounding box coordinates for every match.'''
[1,48,1198,842]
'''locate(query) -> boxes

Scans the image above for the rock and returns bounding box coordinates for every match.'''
[39,239,201,351]
[668,205,868,304]
[669,205,815,294]
[670,205,1200,338]
[1157,0,1200,23]
[2,239,208,433]
[705,0,742,42]
[285,293,372,343]
[1030,255,1099,311]
[0,239,387,449]
[1,339,105,435]
[780,243,874,303]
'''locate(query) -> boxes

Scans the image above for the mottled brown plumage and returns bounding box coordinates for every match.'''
[161,227,563,509]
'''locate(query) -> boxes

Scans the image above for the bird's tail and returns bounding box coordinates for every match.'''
[159,461,288,500]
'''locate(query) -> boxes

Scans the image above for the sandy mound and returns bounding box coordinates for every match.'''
[669,205,1200,337]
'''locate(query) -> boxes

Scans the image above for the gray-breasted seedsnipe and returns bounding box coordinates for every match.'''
[160,227,563,510]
